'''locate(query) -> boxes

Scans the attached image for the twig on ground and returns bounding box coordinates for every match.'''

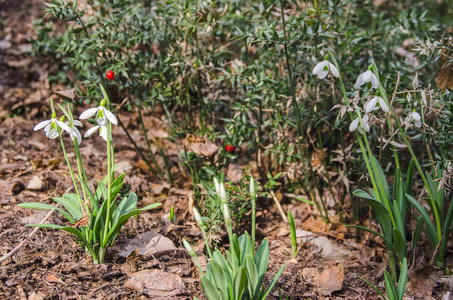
[269,189,288,223]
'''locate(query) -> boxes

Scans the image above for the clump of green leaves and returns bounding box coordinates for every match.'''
[184,178,285,299]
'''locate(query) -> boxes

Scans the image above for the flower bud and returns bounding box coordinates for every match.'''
[182,238,195,256]
[250,177,255,198]
[193,207,203,226]
[222,202,230,223]
[219,182,227,201]
[213,177,220,195]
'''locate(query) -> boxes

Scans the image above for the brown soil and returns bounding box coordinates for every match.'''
[0,1,450,299]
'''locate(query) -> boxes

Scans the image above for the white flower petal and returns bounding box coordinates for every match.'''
[366,97,378,113]
[72,128,82,145]
[45,127,57,139]
[371,73,379,89]
[318,70,329,79]
[99,126,108,141]
[414,119,422,128]
[85,125,100,138]
[379,98,389,112]
[349,118,359,132]
[411,112,421,121]
[355,73,365,87]
[364,123,370,132]
[313,61,326,75]
[104,110,118,125]
[79,107,100,120]
[329,62,339,78]
[73,120,83,127]
[56,120,72,134]
[34,119,51,131]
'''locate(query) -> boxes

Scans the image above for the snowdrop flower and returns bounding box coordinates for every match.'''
[355,70,379,89]
[34,113,72,139]
[84,124,110,141]
[79,99,118,126]
[365,96,389,113]
[313,60,339,79]
[406,112,422,128]
[349,114,370,134]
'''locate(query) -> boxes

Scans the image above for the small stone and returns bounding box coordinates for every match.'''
[27,176,44,190]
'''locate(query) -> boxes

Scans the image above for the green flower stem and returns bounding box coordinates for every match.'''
[372,63,441,241]
[361,122,397,228]
[100,106,114,263]
[58,131,82,208]
[251,181,256,253]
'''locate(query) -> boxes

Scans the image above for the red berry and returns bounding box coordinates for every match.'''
[226,145,234,153]
[106,70,115,80]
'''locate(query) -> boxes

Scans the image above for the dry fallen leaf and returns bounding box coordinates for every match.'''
[435,38,453,92]
[407,264,441,297]
[226,163,243,183]
[53,87,77,102]
[45,273,66,285]
[302,263,344,296]
[187,141,219,157]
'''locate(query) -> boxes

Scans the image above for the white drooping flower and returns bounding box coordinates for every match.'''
[406,112,422,128]
[65,120,83,145]
[79,99,118,126]
[313,60,339,79]
[355,70,379,89]
[34,114,73,139]
[84,124,110,141]
[365,96,389,113]
[349,114,370,134]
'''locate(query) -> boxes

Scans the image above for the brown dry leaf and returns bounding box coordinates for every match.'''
[124,269,185,297]
[302,263,344,296]
[226,163,243,183]
[53,87,77,101]
[187,141,219,157]
[436,39,453,92]
[121,249,141,275]
[407,264,441,297]
[45,273,66,285]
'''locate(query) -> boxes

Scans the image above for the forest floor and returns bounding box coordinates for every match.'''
[0,1,451,299]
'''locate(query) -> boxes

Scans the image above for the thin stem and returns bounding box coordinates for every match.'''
[59,133,82,207]
[117,117,158,177]
[279,0,328,222]
[138,107,162,176]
